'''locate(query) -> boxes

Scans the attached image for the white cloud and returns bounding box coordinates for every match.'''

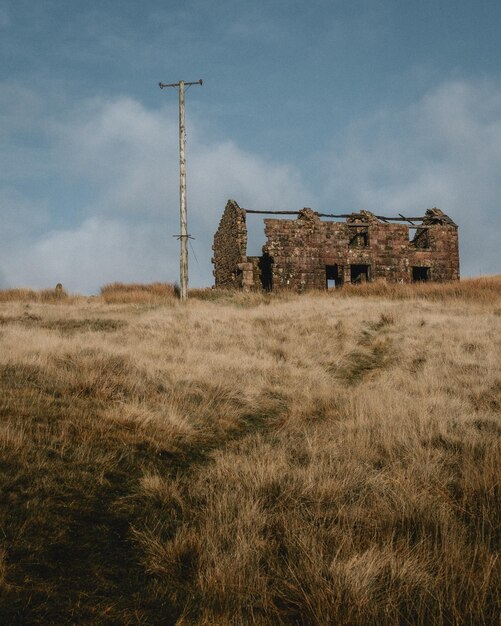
[53,97,179,219]
[323,79,501,276]
[1,95,312,292]
[1,217,177,294]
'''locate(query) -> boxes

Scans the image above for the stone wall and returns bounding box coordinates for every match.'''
[408,209,460,282]
[212,203,460,291]
[212,200,248,288]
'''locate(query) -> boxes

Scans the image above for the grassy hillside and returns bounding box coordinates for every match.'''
[0,278,500,625]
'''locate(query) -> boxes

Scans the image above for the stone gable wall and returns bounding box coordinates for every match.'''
[212,200,248,288]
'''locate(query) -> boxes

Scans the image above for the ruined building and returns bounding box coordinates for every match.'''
[212,200,459,291]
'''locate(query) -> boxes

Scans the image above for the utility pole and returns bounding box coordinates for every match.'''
[159,78,203,301]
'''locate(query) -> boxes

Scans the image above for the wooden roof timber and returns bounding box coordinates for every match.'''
[345,223,432,229]
[243,209,427,223]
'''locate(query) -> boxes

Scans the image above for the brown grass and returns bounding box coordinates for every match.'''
[100,281,177,303]
[333,274,501,304]
[0,276,499,624]
[0,286,74,303]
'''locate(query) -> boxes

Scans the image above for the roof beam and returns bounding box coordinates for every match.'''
[243,208,427,222]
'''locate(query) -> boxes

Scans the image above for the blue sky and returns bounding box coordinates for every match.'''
[1,0,500,292]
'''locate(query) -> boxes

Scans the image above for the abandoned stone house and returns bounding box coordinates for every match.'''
[212,200,459,291]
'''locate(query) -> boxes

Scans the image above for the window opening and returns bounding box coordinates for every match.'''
[411,228,429,249]
[350,264,370,284]
[349,228,369,248]
[412,266,430,282]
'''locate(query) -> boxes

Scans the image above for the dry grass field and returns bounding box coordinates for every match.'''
[0,277,500,625]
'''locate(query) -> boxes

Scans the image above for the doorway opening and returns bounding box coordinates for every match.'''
[325,265,343,289]
[259,253,273,291]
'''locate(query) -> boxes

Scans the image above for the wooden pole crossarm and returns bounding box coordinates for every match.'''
[159,79,203,89]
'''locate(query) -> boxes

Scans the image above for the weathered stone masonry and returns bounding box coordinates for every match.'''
[212,200,459,291]
[212,200,248,288]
